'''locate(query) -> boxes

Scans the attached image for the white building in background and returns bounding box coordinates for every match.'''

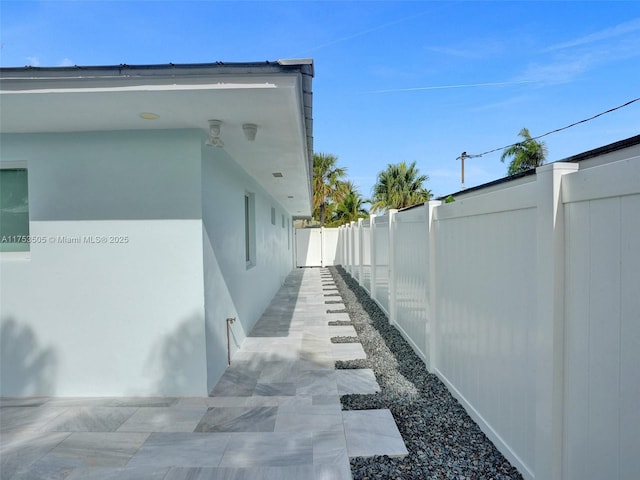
[0,60,314,397]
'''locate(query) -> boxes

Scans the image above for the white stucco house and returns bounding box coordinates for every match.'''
[0,60,314,397]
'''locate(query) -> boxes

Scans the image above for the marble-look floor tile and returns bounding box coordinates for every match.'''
[303,317,332,327]
[296,371,338,396]
[313,430,349,464]
[0,397,50,407]
[194,407,277,432]
[342,409,408,458]
[0,406,67,433]
[28,432,149,474]
[127,432,231,468]
[65,466,170,480]
[314,463,353,480]
[257,361,299,383]
[336,369,380,395]
[117,406,208,432]
[37,397,177,408]
[41,407,138,432]
[297,357,335,371]
[165,465,316,480]
[243,395,312,408]
[254,383,296,396]
[312,395,341,406]
[197,397,250,407]
[241,338,300,352]
[104,398,179,408]
[0,431,70,479]
[219,432,312,467]
[44,398,115,408]
[211,376,257,397]
[275,405,342,433]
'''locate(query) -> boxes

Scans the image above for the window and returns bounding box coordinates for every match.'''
[282,214,285,228]
[287,218,291,250]
[271,207,276,226]
[244,192,256,267]
[0,165,30,253]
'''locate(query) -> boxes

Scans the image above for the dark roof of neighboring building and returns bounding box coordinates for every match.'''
[437,134,640,200]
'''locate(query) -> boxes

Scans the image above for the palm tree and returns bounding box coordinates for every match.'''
[313,153,347,225]
[371,161,432,213]
[328,181,369,226]
[500,127,548,175]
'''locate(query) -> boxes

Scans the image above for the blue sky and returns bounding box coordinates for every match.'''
[2,1,639,198]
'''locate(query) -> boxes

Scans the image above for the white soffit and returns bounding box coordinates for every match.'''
[0,65,313,216]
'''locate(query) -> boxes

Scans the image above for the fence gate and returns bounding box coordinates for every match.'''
[295,228,322,267]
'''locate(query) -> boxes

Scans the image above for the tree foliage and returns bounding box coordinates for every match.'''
[500,127,548,175]
[371,161,432,213]
[312,153,347,225]
[326,181,369,226]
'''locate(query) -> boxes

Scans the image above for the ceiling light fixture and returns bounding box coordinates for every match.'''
[139,112,159,120]
[205,119,224,147]
[272,172,284,178]
[242,123,258,141]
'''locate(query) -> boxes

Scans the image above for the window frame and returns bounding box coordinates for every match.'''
[244,192,256,268]
[0,160,30,259]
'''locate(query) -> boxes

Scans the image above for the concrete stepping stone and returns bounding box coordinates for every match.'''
[336,369,380,395]
[342,409,408,458]
[331,343,366,361]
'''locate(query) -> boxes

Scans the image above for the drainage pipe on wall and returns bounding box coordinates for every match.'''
[226,317,236,365]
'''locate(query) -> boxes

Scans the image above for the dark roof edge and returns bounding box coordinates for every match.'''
[560,133,640,163]
[0,59,314,78]
[437,134,640,200]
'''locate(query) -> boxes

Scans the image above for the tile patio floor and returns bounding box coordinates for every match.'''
[0,268,407,480]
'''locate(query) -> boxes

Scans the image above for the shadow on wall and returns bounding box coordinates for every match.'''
[146,313,208,396]
[0,318,58,396]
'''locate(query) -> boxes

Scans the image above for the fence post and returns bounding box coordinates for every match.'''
[349,221,355,276]
[427,200,441,373]
[320,226,325,268]
[535,162,579,480]
[388,209,398,326]
[369,214,377,303]
[357,218,364,285]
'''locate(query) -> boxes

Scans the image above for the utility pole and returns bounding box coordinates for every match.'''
[456,151,480,190]
[457,152,468,190]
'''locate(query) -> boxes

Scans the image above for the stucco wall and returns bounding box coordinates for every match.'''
[0,130,208,396]
[201,144,293,393]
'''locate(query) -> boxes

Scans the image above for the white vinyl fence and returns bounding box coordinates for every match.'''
[294,227,340,267]
[336,157,640,480]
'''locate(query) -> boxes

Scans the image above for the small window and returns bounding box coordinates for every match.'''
[244,192,256,267]
[0,166,30,253]
[271,207,276,226]
[287,218,291,250]
[282,214,285,228]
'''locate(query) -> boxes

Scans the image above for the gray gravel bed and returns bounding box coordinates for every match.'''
[330,336,361,344]
[327,308,348,314]
[329,266,523,480]
[328,320,354,326]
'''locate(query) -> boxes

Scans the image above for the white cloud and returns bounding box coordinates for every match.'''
[25,56,40,66]
[516,57,591,85]
[361,79,536,95]
[58,58,74,66]
[543,17,640,52]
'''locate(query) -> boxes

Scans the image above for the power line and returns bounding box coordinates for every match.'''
[461,96,640,160]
